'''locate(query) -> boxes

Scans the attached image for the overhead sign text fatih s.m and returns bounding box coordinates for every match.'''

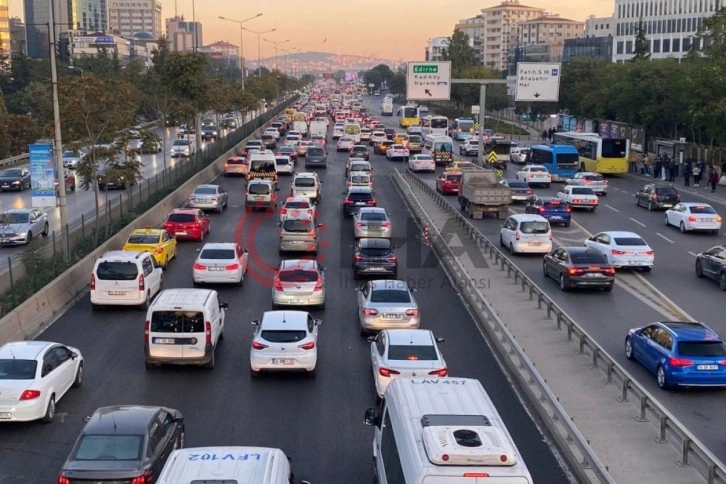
[515,62,561,102]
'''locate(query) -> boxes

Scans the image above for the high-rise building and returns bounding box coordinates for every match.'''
[9,17,26,55]
[74,0,108,32]
[166,16,202,52]
[109,0,162,39]
[454,16,485,63]
[612,0,719,62]
[425,37,449,61]
[24,0,75,58]
[585,15,614,37]
[479,1,545,71]
[0,0,9,64]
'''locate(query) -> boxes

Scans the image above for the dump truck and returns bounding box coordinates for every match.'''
[457,166,512,219]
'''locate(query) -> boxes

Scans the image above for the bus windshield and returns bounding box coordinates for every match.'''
[402,107,417,118]
[601,139,627,158]
[557,153,580,165]
[457,120,474,131]
[430,118,448,129]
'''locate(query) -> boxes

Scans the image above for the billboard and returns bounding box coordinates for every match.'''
[29,143,56,208]
[344,71,358,83]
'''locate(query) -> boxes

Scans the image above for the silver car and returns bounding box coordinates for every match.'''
[353,207,392,239]
[170,139,192,157]
[62,151,82,169]
[272,259,326,309]
[566,172,609,195]
[188,184,228,213]
[0,208,49,246]
[357,280,420,336]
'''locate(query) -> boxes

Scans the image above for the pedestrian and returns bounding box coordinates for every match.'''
[693,161,702,186]
[708,168,719,193]
[548,127,555,141]
[654,159,662,179]
[668,159,676,182]
[683,160,692,187]
[541,130,548,142]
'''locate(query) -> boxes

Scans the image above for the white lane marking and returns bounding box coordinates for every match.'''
[688,251,698,257]
[603,204,620,212]
[612,187,621,191]
[629,217,646,227]
[656,232,674,244]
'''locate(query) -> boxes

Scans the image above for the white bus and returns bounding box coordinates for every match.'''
[429,115,449,136]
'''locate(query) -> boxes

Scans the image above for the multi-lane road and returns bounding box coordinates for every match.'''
[0,104,570,482]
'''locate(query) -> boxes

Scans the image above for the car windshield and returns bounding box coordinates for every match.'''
[530,167,547,173]
[0,359,37,379]
[127,234,160,244]
[2,169,22,177]
[361,212,386,222]
[570,252,607,264]
[172,140,189,146]
[73,435,143,461]
[351,164,370,172]
[370,289,411,303]
[199,249,235,260]
[409,135,422,142]
[0,212,29,224]
[193,187,216,195]
[690,206,717,214]
[96,261,138,281]
[520,221,549,234]
[571,187,595,195]
[248,183,270,195]
[614,237,646,246]
[350,175,370,183]
[283,219,313,232]
[388,345,438,361]
[279,270,318,283]
[678,341,726,357]
[261,330,307,343]
[150,311,204,333]
[352,147,366,153]
[167,213,196,223]
[62,151,77,157]
[445,175,461,182]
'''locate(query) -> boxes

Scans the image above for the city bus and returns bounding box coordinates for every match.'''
[529,144,579,181]
[553,131,629,174]
[429,115,449,136]
[399,105,420,128]
[450,117,475,141]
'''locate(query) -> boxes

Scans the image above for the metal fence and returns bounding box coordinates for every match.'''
[0,97,297,316]
[396,167,726,484]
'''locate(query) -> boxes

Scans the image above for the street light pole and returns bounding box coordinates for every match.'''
[242,27,276,77]
[218,14,262,89]
[48,1,67,230]
[264,38,290,73]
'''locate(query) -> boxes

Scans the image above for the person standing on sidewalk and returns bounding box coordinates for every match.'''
[708,167,719,193]
[668,158,677,182]
[693,161,702,186]
[683,160,692,187]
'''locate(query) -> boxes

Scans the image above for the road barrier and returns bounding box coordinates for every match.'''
[393,168,726,484]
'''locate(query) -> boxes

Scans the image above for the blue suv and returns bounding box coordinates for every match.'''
[524,197,571,227]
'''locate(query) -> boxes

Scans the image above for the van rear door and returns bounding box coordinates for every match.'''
[423,477,531,484]
[149,310,206,360]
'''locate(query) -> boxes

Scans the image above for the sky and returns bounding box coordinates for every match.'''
[8,0,614,61]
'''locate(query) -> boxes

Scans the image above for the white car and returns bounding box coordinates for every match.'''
[499,214,552,254]
[510,146,531,164]
[275,155,294,175]
[353,207,392,239]
[170,139,192,157]
[386,144,409,161]
[249,311,321,377]
[459,139,480,156]
[369,329,447,399]
[0,341,83,422]
[665,203,722,234]
[332,125,345,139]
[284,135,301,147]
[516,164,551,187]
[347,171,373,189]
[584,231,654,271]
[264,127,281,140]
[337,136,355,152]
[566,172,608,195]
[557,186,599,211]
[193,242,249,285]
[370,131,387,146]
[271,259,325,309]
[408,154,435,173]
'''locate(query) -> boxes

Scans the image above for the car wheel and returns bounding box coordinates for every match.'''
[656,365,671,390]
[307,367,317,378]
[679,222,686,233]
[217,204,224,214]
[624,337,635,360]
[564,221,571,227]
[603,284,613,292]
[559,274,568,291]
[719,272,726,291]
[695,260,704,278]
[250,369,260,378]
[72,362,84,388]
[42,222,49,236]
[204,349,215,370]
[91,303,101,311]
[642,266,652,273]
[26,231,33,244]
[542,262,549,278]
[40,395,56,423]
[647,201,654,211]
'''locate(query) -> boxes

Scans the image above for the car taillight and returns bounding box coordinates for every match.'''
[381,222,391,228]
[144,320,150,344]
[717,215,723,222]
[138,274,145,291]
[205,321,212,345]
[274,278,283,291]
[644,250,654,255]
[130,470,153,484]
[515,231,521,241]
[567,268,584,275]
[298,341,315,350]
[20,389,41,400]
[429,368,448,376]
[90,274,95,290]
[280,207,287,215]
[405,308,419,316]
[189,196,196,201]
[252,341,268,350]
[565,207,572,213]
[669,357,693,367]
[366,199,376,205]
[527,190,533,194]
[355,223,365,228]
[612,249,628,255]
[211,196,218,201]
[57,477,70,484]
[537,207,544,214]
[379,367,400,377]
[225,263,240,270]
[314,278,323,291]
[362,308,378,316]
[603,267,615,275]
[193,263,206,270]
[574,198,582,204]
[354,253,363,261]
[386,254,397,262]
[687,216,697,222]
[344,198,353,203]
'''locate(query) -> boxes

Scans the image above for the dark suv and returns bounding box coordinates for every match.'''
[635,183,680,210]
[353,238,398,279]
[306,146,327,169]
[342,187,376,217]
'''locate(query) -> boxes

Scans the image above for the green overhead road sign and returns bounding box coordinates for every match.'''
[406,61,451,101]
[413,65,439,74]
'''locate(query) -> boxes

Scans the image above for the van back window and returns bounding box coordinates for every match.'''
[248,183,271,195]
[150,311,205,333]
[96,261,138,280]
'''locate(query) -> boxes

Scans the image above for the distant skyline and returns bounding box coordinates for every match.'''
[8,0,614,61]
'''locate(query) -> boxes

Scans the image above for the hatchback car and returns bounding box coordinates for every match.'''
[625,321,726,389]
[0,208,49,246]
[188,184,228,213]
[509,146,531,164]
[357,280,419,336]
[516,164,551,187]
[408,154,436,173]
[524,197,571,226]
[291,172,321,203]
[435,172,462,195]
[276,145,297,161]
[385,144,409,161]
[566,172,608,195]
[369,329,446,399]
[343,187,376,217]
[58,405,184,483]
[499,214,552,255]
[353,207,392,239]
[62,150,82,169]
[193,242,248,286]
[500,179,533,202]
[272,259,325,309]
[0,168,31,191]
[543,247,615,292]
[279,196,316,222]
[162,208,210,241]
[337,136,355,152]
[383,128,396,140]
[635,184,680,210]
[695,245,726,290]
[350,145,370,160]
[459,139,480,156]
[353,238,397,279]
[275,155,294,175]
[370,131,387,146]
[0,341,83,423]
[584,231,654,271]
[665,203,722,234]
[250,311,321,377]
[346,159,372,177]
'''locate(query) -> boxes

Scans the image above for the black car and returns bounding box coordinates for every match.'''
[342,187,376,217]
[695,245,726,290]
[0,168,31,192]
[305,146,327,169]
[261,133,277,150]
[353,238,398,279]
[350,145,370,160]
[201,125,220,141]
[97,168,131,190]
[271,121,286,136]
[635,183,680,210]
[383,128,396,140]
[543,247,615,292]
[58,405,184,483]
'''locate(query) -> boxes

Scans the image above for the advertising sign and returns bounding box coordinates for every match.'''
[29,143,56,208]
[345,71,358,82]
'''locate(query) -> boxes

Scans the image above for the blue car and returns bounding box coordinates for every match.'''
[625,321,726,390]
[524,197,571,227]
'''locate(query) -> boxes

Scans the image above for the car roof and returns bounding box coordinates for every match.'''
[170,208,199,214]
[370,279,408,291]
[83,405,166,434]
[260,310,309,330]
[385,329,434,346]
[526,164,547,169]
[359,238,391,248]
[348,186,373,193]
[561,247,603,256]
[510,214,548,222]
[658,321,719,341]
[536,197,562,203]
[200,242,236,250]
[248,179,273,185]
[0,341,56,360]
[279,259,319,271]
[599,231,641,237]
[99,250,148,261]
[194,184,218,189]
[504,179,526,185]
[576,172,601,177]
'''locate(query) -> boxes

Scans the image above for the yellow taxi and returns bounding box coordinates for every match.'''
[393,133,409,145]
[122,227,177,268]
[444,160,478,173]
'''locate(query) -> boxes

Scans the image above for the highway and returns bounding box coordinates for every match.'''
[0,102,569,482]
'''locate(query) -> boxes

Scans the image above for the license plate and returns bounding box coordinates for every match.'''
[108,291,126,296]
[176,231,187,236]
[208,267,225,271]
[355,202,366,206]
[704,218,715,222]
[662,204,672,208]
[367,267,386,271]
[273,358,295,365]
[529,242,542,246]
[154,338,175,344]
[382,314,401,320]
[585,273,603,278]
[290,299,305,304]
[0,412,11,419]
[697,365,718,371]
[549,216,562,220]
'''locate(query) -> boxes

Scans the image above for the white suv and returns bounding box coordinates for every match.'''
[91,250,163,310]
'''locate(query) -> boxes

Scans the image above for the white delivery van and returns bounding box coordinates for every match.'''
[309,120,328,138]
[157,446,310,484]
[381,99,394,116]
[293,120,308,137]
[343,123,361,143]
[365,378,533,484]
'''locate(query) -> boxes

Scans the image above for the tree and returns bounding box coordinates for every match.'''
[161,52,211,149]
[631,19,651,62]
[440,30,477,73]
[363,64,395,90]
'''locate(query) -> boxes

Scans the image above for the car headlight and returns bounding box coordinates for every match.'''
[12,181,20,184]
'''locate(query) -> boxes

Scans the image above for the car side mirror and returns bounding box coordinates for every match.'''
[435,337,445,343]
[220,302,229,310]
[315,319,322,326]
[250,320,259,326]
[364,407,378,427]
[317,223,325,228]
[70,352,78,359]
[173,415,184,423]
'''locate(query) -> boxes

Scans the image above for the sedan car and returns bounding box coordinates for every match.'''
[524,196,571,226]
[350,145,370,160]
[374,140,394,155]
[543,247,615,292]
[295,140,313,157]
[162,208,210,241]
[566,172,608,195]
[58,405,184,483]
[223,156,248,177]
[336,136,355,152]
[435,172,462,195]
[250,311,321,377]
[310,134,327,146]
[343,187,376,217]
[62,150,83,169]
[625,321,726,389]
[370,131,387,146]
[188,184,228,213]
[459,139,480,156]
[0,168,31,191]
[665,203,722,234]
[357,280,419,336]
[193,242,248,286]
[0,208,49,246]
[695,245,726,290]
[123,228,177,268]
[408,154,436,173]
[500,179,533,202]
[353,238,397,279]
[0,341,83,422]
[353,207,392,239]
[635,183,680,210]
[369,329,447,399]
[383,128,396,140]
[271,259,325,309]
[385,144,409,161]
[584,231,654,271]
[276,145,297,161]
[202,125,220,141]
[516,164,551,187]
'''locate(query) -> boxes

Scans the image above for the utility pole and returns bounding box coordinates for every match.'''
[48,1,67,230]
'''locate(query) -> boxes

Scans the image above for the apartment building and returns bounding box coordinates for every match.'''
[425,36,449,61]
[109,0,162,39]
[479,0,545,71]
[166,15,202,52]
[585,15,615,37]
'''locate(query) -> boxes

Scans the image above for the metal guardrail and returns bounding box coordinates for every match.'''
[397,168,726,484]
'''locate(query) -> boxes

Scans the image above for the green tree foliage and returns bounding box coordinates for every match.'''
[632,19,651,62]
[440,30,477,73]
[449,66,507,110]
[363,64,395,89]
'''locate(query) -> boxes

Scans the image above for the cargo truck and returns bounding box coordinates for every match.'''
[457,166,512,219]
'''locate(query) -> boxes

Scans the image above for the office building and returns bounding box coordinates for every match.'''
[68,31,131,61]
[425,37,449,61]
[585,15,614,37]
[9,17,25,55]
[75,0,108,32]
[109,0,162,39]
[166,15,202,52]
[612,0,719,62]
[563,36,613,63]
[23,0,76,58]
[0,0,9,65]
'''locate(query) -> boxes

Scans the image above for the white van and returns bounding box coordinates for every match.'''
[293,120,308,137]
[309,120,327,138]
[344,122,361,143]
[144,289,228,370]
[365,378,533,484]
[91,250,163,310]
[157,446,310,484]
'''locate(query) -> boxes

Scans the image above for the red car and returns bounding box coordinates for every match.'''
[162,208,210,241]
[436,172,462,195]
[55,168,76,194]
